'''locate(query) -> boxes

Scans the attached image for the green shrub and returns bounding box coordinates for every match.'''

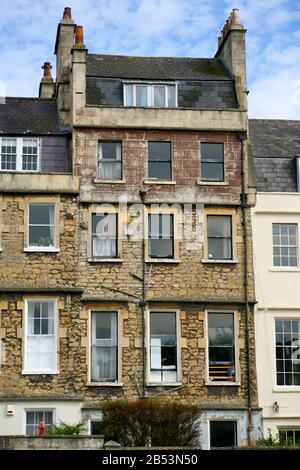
[101,399,201,447]
[46,420,86,436]
[257,428,298,447]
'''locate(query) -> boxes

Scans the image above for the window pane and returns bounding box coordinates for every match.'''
[28,204,55,246]
[22,138,38,171]
[208,216,231,237]
[1,138,17,170]
[136,86,147,106]
[148,214,174,258]
[100,142,121,160]
[148,161,171,180]
[210,421,237,449]
[208,238,232,259]
[167,86,176,107]
[92,213,117,258]
[29,226,53,246]
[272,224,298,267]
[202,143,224,161]
[91,312,118,382]
[91,421,104,435]
[201,162,224,181]
[26,301,56,372]
[154,86,166,107]
[99,161,122,180]
[150,239,173,258]
[148,142,171,161]
[125,85,133,105]
[150,312,177,382]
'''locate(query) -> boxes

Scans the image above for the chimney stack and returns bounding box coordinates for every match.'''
[39,62,55,99]
[54,7,75,123]
[215,8,247,108]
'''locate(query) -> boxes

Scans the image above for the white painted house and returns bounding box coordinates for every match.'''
[251,119,300,444]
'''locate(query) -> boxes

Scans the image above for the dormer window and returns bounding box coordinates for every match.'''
[0,137,40,172]
[124,83,177,108]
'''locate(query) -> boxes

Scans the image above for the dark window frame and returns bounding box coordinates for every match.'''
[148,213,174,259]
[201,142,224,182]
[210,420,237,449]
[148,141,172,181]
[207,312,236,382]
[207,214,232,260]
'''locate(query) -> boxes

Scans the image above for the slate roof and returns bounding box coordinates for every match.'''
[87,54,232,80]
[0,98,69,135]
[249,119,300,192]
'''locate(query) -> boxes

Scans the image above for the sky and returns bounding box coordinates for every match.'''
[0,0,300,119]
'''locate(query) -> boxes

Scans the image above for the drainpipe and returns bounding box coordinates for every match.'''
[239,132,254,446]
[140,190,147,399]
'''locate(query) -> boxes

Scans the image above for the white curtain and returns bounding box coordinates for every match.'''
[26,301,56,371]
[91,313,117,381]
[93,214,117,257]
[99,161,121,180]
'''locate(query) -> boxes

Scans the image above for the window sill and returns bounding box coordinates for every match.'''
[93,179,126,184]
[86,382,123,387]
[22,370,59,375]
[144,179,176,185]
[206,381,240,386]
[24,247,60,253]
[147,382,182,387]
[269,267,300,272]
[273,386,300,393]
[197,179,228,186]
[88,258,123,263]
[145,258,180,264]
[202,258,237,264]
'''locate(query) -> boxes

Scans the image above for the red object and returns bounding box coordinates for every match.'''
[38,420,46,437]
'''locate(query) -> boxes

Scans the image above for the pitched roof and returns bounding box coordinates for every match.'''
[0,97,69,135]
[86,54,232,80]
[249,119,300,192]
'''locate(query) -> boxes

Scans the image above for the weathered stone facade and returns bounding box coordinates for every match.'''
[0,7,260,448]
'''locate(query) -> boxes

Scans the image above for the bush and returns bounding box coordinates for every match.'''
[101,399,201,447]
[257,428,298,447]
[46,420,86,436]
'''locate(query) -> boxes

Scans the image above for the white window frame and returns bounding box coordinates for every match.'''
[23,299,58,375]
[91,212,118,259]
[23,408,55,436]
[205,309,239,385]
[0,137,41,172]
[146,309,181,386]
[123,81,178,108]
[272,223,298,268]
[98,141,122,181]
[88,309,122,386]
[25,202,59,253]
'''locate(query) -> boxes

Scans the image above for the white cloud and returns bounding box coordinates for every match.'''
[0,0,299,119]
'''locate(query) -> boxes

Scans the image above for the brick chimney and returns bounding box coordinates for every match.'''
[215,8,247,108]
[54,7,75,123]
[39,62,55,99]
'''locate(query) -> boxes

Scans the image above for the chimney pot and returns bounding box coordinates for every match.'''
[232,8,240,25]
[75,25,84,45]
[41,62,52,78]
[63,7,72,20]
